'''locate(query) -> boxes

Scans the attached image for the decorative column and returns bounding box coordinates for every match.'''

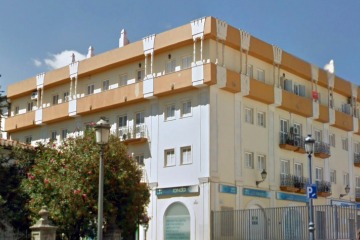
[191,17,206,86]
[30,206,57,240]
[240,30,251,97]
[143,34,156,99]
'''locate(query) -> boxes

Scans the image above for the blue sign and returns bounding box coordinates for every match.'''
[307,184,317,199]
[156,185,199,197]
[243,188,270,198]
[219,184,237,194]
[277,192,308,202]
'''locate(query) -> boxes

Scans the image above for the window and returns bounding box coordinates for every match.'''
[330,170,336,183]
[329,133,336,147]
[256,68,265,82]
[118,115,128,128]
[181,101,192,117]
[181,146,192,165]
[245,152,254,169]
[315,167,323,182]
[257,154,266,170]
[165,104,176,120]
[245,107,253,124]
[25,136,32,145]
[314,129,322,143]
[135,154,144,166]
[136,112,145,125]
[137,69,145,82]
[294,163,303,177]
[355,142,360,154]
[165,149,175,167]
[247,64,253,78]
[343,172,350,186]
[27,102,34,112]
[14,106,19,115]
[293,123,302,146]
[280,119,289,143]
[342,138,349,151]
[281,160,290,176]
[87,84,95,95]
[257,111,266,127]
[64,92,70,102]
[182,55,192,69]
[61,129,68,140]
[51,131,57,142]
[52,94,59,105]
[356,176,360,189]
[119,74,128,86]
[103,80,109,91]
[165,59,176,74]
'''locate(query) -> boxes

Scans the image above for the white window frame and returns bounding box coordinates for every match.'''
[165,59,176,74]
[256,68,265,82]
[14,106,19,115]
[27,102,34,112]
[135,154,145,166]
[51,130,57,142]
[343,172,350,186]
[342,137,349,151]
[355,142,360,153]
[64,91,70,102]
[181,146,192,165]
[52,94,59,105]
[165,104,176,121]
[257,111,266,127]
[181,100,192,118]
[257,154,266,170]
[119,73,128,86]
[165,149,175,167]
[329,133,336,148]
[294,162,303,177]
[103,80,110,91]
[245,152,254,169]
[330,170,336,184]
[87,84,95,95]
[137,69,145,82]
[181,55,192,69]
[314,129,322,143]
[280,160,290,175]
[315,167,323,182]
[245,107,254,124]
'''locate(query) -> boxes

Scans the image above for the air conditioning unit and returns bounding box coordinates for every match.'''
[31,91,38,100]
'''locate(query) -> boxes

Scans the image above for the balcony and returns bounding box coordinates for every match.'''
[315,180,332,197]
[354,153,360,167]
[280,174,308,194]
[118,124,148,145]
[5,111,36,132]
[279,132,305,153]
[356,189,360,202]
[314,142,331,159]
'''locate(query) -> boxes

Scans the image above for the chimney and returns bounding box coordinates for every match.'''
[119,29,129,48]
[87,46,94,58]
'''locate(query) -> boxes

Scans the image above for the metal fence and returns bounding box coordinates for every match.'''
[212,205,358,240]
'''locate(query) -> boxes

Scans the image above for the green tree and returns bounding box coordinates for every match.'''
[21,130,150,239]
[0,146,34,238]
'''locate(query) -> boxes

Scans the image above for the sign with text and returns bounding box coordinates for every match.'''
[156,185,199,197]
[307,184,317,199]
[219,184,237,194]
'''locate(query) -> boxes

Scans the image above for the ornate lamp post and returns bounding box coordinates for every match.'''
[305,134,315,240]
[95,117,110,240]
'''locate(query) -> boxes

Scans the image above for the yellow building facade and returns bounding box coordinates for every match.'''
[5,17,360,239]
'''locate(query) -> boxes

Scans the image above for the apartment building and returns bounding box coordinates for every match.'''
[5,16,360,239]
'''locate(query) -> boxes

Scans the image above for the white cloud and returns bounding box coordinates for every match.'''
[44,50,86,70]
[32,58,42,67]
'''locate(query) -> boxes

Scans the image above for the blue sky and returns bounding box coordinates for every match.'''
[1,1,359,94]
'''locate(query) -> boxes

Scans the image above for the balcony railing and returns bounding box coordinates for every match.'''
[354,153,360,167]
[314,142,331,159]
[279,132,305,153]
[280,174,308,194]
[118,124,148,144]
[315,180,332,197]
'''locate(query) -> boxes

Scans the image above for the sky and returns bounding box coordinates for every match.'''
[1,1,359,94]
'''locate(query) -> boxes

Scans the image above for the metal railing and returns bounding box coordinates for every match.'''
[315,180,332,194]
[354,153,360,164]
[118,124,148,141]
[280,174,308,190]
[279,132,304,149]
[356,188,360,199]
[314,142,331,156]
[211,205,357,240]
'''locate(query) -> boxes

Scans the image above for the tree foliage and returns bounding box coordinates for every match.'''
[21,130,150,239]
[0,146,34,237]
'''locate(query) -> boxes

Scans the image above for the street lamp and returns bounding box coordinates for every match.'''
[95,117,110,240]
[340,185,350,198]
[256,169,267,186]
[305,134,315,240]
